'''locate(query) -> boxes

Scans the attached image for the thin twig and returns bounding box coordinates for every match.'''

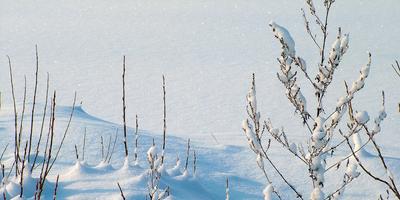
[7,55,19,177]
[122,56,129,158]
[226,177,229,200]
[17,76,27,166]
[343,131,400,198]
[48,92,77,172]
[100,136,104,160]
[28,45,40,162]
[104,134,112,162]
[108,129,119,163]
[53,174,60,200]
[391,60,400,77]
[161,75,167,164]
[20,141,28,198]
[117,182,126,200]
[193,150,197,175]
[32,73,50,171]
[0,143,9,164]
[134,115,139,162]
[74,145,79,161]
[82,127,86,161]
[184,139,190,171]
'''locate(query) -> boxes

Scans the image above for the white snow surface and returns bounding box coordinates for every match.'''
[0,0,399,199]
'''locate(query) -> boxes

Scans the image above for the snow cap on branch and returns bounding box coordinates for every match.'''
[312,117,327,148]
[247,80,258,113]
[355,111,369,125]
[256,153,264,169]
[269,21,296,58]
[372,103,386,134]
[349,53,371,95]
[340,34,349,54]
[242,119,261,153]
[147,145,157,164]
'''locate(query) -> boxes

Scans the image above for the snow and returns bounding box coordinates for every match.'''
[311,187,324,200]
[262,184,273,200]
[289,143,297,155]
[256,153,264,169]
[355,111,370,125]
[346,161,360,179]
[340,34,349,54]
[0,0,399,199]
[352,132,367,157]
[269,21,296,57]
[336,96,348,108]
[297,57,307,72]
[329,36,342,63]
[242,119,261,153]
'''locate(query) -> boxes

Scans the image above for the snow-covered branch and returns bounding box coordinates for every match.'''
[242,0,399,199]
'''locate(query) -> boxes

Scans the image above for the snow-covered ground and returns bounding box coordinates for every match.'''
[0,0,399,199]
[0,105,264,199]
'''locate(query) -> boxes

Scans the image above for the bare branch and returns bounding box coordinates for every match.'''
[7,55,19,176]
[28,45,40,162]
[117,182,126,200]
[122,56,129,158]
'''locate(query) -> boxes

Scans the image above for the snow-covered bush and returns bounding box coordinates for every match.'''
[1,50,76,200]
[1,52,203,199]
[243,0,400,199]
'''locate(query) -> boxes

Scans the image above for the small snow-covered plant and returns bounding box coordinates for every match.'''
[147,141,161,199]
[243,0,400,199]
[146,141,170,200]
[3,49,76,200]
